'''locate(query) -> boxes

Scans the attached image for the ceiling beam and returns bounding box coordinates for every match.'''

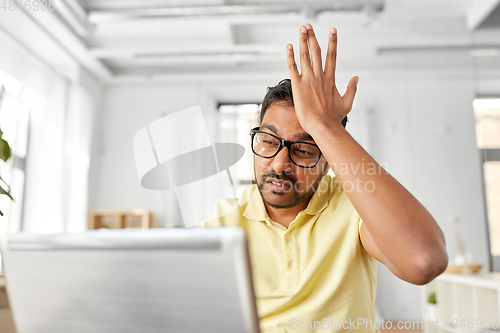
[88,0,384,23]
[378,44,500,57]
[20,6,113,81]
[83,0,226,11]
[107,54,284,67]
[57,0,94,36]
[466,0,500,30]
[90,45,284,59]
[63,0,89,19]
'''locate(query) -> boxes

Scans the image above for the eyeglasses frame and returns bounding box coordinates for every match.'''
[249,127,322,168]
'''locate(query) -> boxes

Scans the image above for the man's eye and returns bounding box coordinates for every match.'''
[292,145,318,158]
[263,140,277,145]
[297,149,314,156]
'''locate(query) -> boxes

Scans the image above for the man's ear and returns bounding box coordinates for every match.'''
[322,161,330,175]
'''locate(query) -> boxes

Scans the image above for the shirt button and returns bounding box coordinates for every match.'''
[288,261,295,268]
[287,236,293,242]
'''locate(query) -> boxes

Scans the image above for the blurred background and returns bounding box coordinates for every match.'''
[0,0,500,329]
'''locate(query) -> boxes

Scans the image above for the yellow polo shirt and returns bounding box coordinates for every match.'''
[198,175,378,333]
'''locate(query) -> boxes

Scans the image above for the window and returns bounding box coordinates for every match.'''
[0,70,46,274]
[218,104,260,196]
[474,98,500,270]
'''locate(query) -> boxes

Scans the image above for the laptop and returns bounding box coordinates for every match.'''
[0,227,260,333]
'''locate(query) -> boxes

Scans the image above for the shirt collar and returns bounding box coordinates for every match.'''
[243,175,334,222]
[243,187,268,222]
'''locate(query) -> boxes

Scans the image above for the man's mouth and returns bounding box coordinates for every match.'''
[265,179,292,192]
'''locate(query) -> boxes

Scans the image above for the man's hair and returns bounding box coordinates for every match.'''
[260,78,348,128]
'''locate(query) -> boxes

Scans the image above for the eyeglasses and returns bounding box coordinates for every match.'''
[249,127,322,168]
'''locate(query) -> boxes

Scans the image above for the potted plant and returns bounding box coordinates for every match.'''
[427,292,438,322]
[0,87,13,215]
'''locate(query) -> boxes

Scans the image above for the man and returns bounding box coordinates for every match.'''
[198,24,448,332]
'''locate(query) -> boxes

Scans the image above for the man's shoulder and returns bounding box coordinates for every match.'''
[197,197,242,228]
[312,174,342,203]
[196,184,257,228]
[321,174,341,191]
[313,174,358,216]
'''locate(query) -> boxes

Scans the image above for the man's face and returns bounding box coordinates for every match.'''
[254,101,328,209]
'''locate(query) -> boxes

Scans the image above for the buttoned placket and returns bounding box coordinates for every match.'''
[282,214,301,292]
[264,213,302,292]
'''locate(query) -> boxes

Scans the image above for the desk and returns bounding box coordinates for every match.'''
[0,276,16,333]
[0,276,7,307]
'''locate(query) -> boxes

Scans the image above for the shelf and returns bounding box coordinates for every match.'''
[88,209,152,229]
[435,321,500,333]
[422,273,500,333]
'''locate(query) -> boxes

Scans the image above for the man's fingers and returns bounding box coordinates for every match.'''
[305,23,323,76]
[324,28,337,80]
[299,25,313,75]
[342,76,359,111]
[286,44,300,81]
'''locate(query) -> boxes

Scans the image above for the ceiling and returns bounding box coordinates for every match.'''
[1,0,500,83]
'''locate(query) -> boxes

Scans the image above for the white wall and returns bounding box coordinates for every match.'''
[352,70,490,320]
[90,83,218,226]
[90,67,495,320]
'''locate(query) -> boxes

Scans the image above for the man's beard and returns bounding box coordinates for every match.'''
[255,169,323,209]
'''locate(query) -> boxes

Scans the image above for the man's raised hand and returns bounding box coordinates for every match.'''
[286,24,359,135]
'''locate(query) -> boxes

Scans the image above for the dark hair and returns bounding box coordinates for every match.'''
[260,78,348,128]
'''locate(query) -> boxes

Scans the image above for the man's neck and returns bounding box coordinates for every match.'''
[265,201,309,228]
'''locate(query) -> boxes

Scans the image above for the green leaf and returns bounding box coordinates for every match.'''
[428,292,436,304]
[0,175,10,188]
[0,183,13,201]
[0,129,11,162]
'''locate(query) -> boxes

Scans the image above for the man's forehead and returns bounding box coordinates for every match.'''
[261,102,315,141]
[260,123,315,142]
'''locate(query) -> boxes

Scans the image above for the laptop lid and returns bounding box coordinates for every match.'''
[0,227,259,333]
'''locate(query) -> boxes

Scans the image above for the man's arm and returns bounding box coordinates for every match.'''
[318,121,447,285]
[286,24,448,285]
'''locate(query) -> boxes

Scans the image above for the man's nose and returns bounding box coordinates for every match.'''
[271,146,293,174]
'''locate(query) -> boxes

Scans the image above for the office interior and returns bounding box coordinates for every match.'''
[0,0,500,332]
